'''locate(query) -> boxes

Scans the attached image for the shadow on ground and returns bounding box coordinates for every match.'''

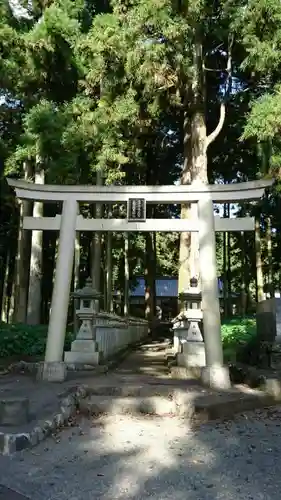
[0,406,279,500]
[0,335,280,499]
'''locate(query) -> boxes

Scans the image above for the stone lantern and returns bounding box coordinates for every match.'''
[175,278,205,368]
[64,277,102,365]
[178,277,203,341]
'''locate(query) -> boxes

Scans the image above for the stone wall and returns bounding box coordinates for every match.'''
[65,312,149,365]
[95,313,148,361]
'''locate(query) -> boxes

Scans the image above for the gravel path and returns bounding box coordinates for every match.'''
[0,407,281,500]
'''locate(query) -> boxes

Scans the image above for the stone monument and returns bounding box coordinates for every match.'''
[256,296,281,367]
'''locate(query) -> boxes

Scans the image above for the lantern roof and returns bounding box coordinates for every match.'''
[72,277,102,299]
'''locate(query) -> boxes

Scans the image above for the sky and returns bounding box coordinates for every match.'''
[9,0,31,18]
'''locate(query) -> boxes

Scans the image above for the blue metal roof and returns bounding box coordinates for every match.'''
[130,278,178,297]
[130,277,224,297]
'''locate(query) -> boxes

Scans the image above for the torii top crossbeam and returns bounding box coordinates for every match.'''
[6,178,273,203]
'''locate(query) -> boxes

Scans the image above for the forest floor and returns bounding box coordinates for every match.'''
[1,339,281,499]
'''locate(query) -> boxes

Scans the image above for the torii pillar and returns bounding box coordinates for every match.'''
[198,192,230,388]
[38,199,78,382]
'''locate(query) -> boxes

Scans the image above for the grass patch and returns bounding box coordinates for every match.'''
[222,316,257,363]
[0,322,74,361]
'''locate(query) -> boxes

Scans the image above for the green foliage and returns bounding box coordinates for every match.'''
[242,88,281,142]
[235,0,281,180]
[2,0,281,306]
[222,317,257,363]
[0,318,258,367]
[156,232,179,275]
[236,0,281,74]
[0,323,74,359]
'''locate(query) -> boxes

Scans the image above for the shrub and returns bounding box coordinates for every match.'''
[0,317,258,365]
[0,322,74,359]
[221,317,257,363]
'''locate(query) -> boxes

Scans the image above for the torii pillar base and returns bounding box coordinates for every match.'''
[36,362,67,382]
[201,365,231,390]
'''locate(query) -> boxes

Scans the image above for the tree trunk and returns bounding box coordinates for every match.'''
[178,32,227,305]
[178,92,208,304]
[105,203,113,313]
[223,205,228,317]
[178,31,230,307]
[266,217,274,297]
[144,154,157,325]
[1,249,10,322]
[13,161,33,323]
[41,230,56,324]
[73,231,80,335]
[124,233,129,316]
[2,238,17,324]
[6,210,19,323]
[240,231,247,316]
[27,168,44,325]
[145,231,156,326]
[106,232,113,312]
[0,248,7,318]
[91,171,103,301]
[255,216,264,302]
[227,228,232,316]
[102,235,107,310]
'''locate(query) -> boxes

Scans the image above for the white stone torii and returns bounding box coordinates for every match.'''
[7,178,273,389]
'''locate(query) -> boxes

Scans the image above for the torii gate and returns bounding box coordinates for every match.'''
[7,178,273,389]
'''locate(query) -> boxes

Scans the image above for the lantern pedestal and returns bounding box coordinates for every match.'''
[65,319,100,365]
[37,361,67,382]
[177,342,206,368]
[64,349,99,365]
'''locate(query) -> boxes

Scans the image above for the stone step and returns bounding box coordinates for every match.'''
[86,382,205,398]
[0,398,30,426]
[79,385,276,423]
[79,394,192,417]
[0,485,31,499]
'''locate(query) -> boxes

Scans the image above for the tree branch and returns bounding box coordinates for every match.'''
[204,67,224,72]
[206,101,226,148]
[206,35,233,149]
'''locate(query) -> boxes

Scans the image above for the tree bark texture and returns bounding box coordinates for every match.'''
[255,216,264,302]
[27,167,45,325]
[13,161,33,323]
[178,31,231,304]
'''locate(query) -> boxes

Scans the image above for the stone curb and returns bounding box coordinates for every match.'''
[193,391,277,422]
[0,341,147,455]
[6,361,108,376]
[1,383,280,455]
[0,385,90,456]
[5,337,148,376]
